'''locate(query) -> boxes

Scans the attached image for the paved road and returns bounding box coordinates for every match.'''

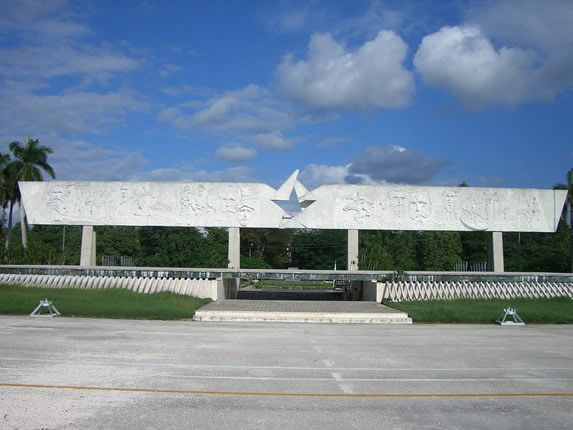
[0,316,571,429]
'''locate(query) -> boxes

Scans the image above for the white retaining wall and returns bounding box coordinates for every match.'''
[0,274,220,300]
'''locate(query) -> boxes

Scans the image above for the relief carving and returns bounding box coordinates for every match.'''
[341,193,374,225]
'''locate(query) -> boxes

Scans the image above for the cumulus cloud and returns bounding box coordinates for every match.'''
[158,84,293,135]
[158,85,299,152]
[252,131,294,151]
[41,136,147,181]
[215,144,257,162]
[299,163,351,189]
[467,0,573,54]
[414,26,541,108]
[276,30,414,111]
[414,1,573,108]
[348,145,446,184]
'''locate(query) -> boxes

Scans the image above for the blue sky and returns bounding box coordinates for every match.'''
[1,0,572,191]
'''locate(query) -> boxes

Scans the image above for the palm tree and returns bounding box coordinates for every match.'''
[0,152,11,242]
[6,134,55,248]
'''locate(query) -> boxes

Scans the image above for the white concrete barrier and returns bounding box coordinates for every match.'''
[378,280,573,301]
[0,274,219,300]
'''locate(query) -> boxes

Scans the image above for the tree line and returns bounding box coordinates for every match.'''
[1,136,572,273]
[1,223,570,273]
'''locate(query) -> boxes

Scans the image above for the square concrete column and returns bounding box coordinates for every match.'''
[347,229,359,270]
[228,227,240,269]
[488,231,504,273]
[80,225,96,267]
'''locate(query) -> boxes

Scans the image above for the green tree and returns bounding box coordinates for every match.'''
[460,231,488,262]
[5,135,55,248]
[0,151,11,241]
[419,231,462,271]
[290,229,346,269]
[553,176,573,273]
[359,230,418,271]
[240,228,295,268]
[96,226,141,265]
[136,226,228,268]
[359,230,394,270]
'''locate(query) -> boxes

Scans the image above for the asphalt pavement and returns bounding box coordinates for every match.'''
[0,315,571,429]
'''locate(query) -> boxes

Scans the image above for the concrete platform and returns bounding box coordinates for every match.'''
[193,300,412,324]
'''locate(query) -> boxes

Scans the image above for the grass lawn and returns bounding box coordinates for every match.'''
[388,297,573,324]
[0,284,211,320]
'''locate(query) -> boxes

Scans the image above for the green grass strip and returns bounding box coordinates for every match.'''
[0,284,211,320]
[388,297,573,324]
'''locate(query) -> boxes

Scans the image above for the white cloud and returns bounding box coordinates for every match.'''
[335,1,405,41]
[414,26,542,108]
[215,144,257,162]
[0,86,147,135]
[157,85,299,152]
[299,163,351,188]
[259,2,327,34]
[0,1,149,183]
[276,30,414,111]
[0,46,138,82]
[415,1,573,108]
[0,0,146,139]
[144,165,255,183]
[158,84,293,135]
[299,145,446,188]
[0,0,90,41]
[348,145,446,184]
[30,135,148,181]
[467,0,573,54]
[252,131,294,151]
[159,63,183,77]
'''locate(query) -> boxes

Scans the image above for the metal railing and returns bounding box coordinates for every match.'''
[101,256,134,267]
[453,261,487,272]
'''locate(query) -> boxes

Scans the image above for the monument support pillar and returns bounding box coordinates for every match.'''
[228,227,240,269]
[488,231,504,273]
[80,225,96,267]
[347,229,359,271]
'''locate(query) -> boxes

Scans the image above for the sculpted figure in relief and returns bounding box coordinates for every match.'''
[341,193,374,225]
[409,192,431,225]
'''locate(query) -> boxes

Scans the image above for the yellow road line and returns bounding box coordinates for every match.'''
[1,383,572,398]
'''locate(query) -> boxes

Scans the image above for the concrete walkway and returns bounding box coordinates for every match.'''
[193,300,412,323]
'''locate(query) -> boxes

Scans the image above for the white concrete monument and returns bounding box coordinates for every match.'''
[289,182,564,233]
[18,170,567,272]
[19,171,299,228]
